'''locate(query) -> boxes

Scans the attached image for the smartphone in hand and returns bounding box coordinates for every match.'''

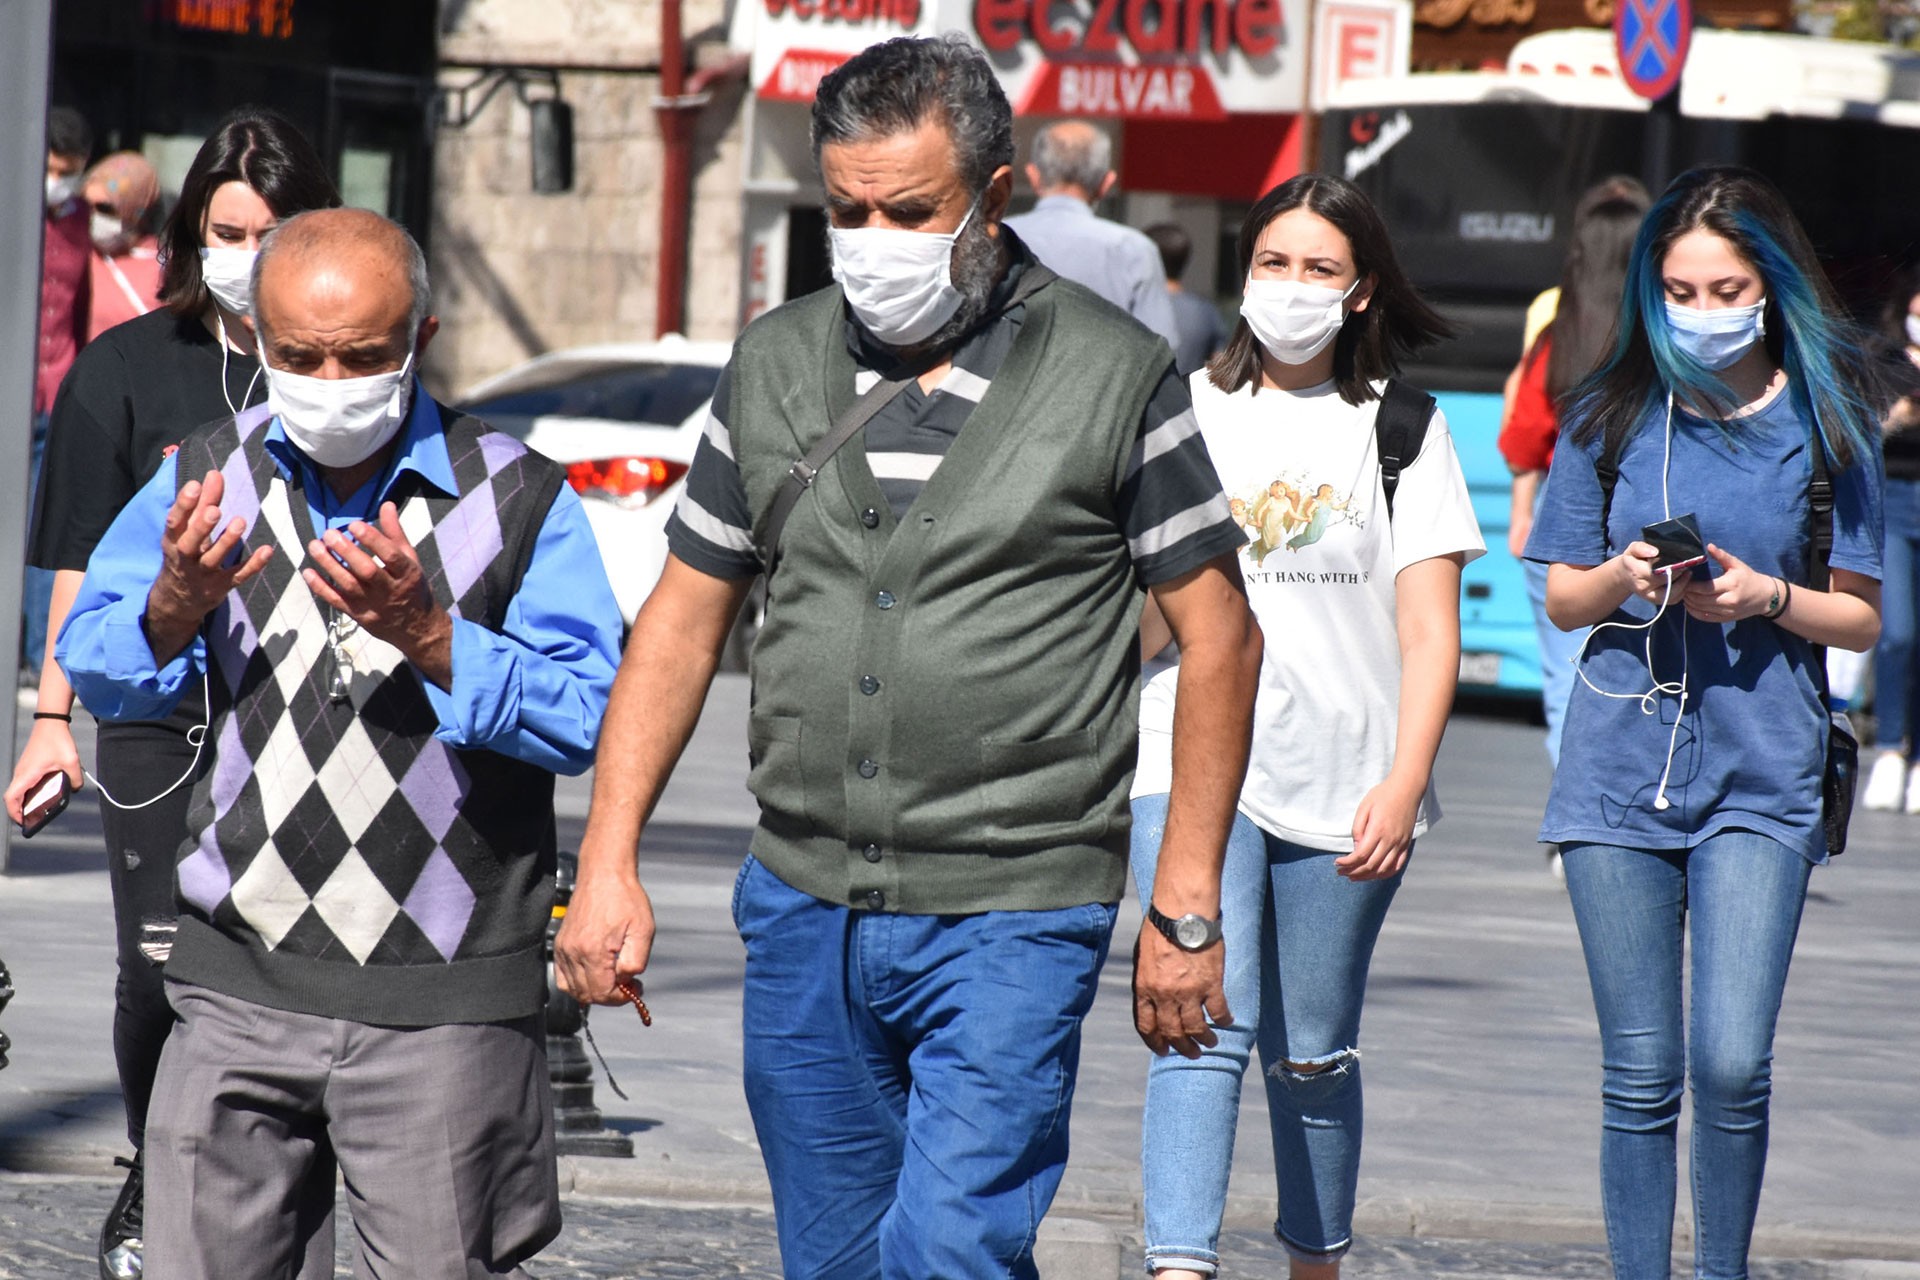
[19,771,73,838]
[1643,514,1709,579]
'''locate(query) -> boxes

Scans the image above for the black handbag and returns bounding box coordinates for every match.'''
[1823,709,1858,856]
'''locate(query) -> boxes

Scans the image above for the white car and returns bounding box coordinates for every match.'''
[457,336,732,627]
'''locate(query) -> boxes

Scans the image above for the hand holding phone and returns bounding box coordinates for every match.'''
[19,771,72,838]
[1643,514,1709,580]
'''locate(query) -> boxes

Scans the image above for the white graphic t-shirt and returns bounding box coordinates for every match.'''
[1134,373,1485,851]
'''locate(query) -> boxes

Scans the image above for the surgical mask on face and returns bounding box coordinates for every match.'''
[267,353,415,469]
[1905,314,1920,348]
[46,173,80,210]
[1240,278,1359,366]
[829,203,975,348]
[89,210,126,252]
[1664,298,1767,370]
[201,247,258,317]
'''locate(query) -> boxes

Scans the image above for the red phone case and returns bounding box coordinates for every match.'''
[19,772,72,838]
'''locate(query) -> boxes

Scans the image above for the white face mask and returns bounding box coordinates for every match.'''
[267,353,416,468]
[1240,278,1359,366]
[90,210,126,253]
[1905,314,1920,348]
[46,173,79,210]
[201,247,258,317]
[829,203,975,348]
[1665,298,1767,371]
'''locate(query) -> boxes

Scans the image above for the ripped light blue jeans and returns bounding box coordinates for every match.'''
[1131,794,1403,1274]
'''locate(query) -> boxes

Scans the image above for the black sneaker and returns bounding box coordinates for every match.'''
[99,1152,144,1279]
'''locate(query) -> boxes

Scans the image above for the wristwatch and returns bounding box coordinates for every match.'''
[1145,903,1223,952]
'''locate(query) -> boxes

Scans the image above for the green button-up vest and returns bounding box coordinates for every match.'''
[728,275,1173,914]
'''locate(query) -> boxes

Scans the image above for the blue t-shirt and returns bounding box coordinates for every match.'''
[1525,389,1883,864]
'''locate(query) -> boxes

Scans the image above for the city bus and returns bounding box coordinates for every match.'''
[1319,28,1920,699]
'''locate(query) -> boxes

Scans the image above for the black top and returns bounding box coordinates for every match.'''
[30,308,264,571]
[1880,344,1920,483]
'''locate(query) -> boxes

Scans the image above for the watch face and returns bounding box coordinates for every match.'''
[1174,915,1210,949]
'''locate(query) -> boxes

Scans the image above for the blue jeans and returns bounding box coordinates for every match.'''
[1130,795,1402,1273]
[20,413,53,674]
[1871,476,1920,752]
[731,854,1116,1280]
[1561,834,1813,1280]
[1524,544,1587,769]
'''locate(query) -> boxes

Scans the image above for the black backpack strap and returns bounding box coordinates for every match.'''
[1594,439,1620,548]
[1805,424,1839,707]
[1374,378,1436,521]
[1806,425,1835,592]
[756,265,1058,573]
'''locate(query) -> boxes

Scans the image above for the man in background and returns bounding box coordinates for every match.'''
[1146,221,1227,378]
[1004,119,1180,348]
[24,106,93,683]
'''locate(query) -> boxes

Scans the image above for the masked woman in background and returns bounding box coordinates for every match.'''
[5,106,339,1280]
[1525,166,1885,1280]
[1131,173,1483,1280]
[81,152,165,341]
[1861,263,1920,813]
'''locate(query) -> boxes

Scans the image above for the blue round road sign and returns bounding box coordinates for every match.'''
[1615,0,1692,100]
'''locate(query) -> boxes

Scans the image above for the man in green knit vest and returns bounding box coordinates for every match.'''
[556,35,1261,1279]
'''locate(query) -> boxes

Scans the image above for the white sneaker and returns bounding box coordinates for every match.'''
[1905,764,1920,815]
[1863,751,1907,811]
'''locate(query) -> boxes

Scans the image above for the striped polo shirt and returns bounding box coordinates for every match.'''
[668,251,1240,587]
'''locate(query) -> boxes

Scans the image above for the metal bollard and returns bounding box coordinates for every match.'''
[545,853,634,1157]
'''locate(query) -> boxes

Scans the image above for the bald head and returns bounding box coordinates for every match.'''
[1027,121,1113,200]
[252,208,434,380]
[251,209,432,353]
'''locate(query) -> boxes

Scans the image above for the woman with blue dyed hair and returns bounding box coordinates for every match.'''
[1524,165,1887,1278]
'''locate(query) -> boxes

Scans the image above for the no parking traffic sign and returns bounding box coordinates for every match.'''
[1615,0,1692,100]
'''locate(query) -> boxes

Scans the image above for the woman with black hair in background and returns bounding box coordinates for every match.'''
[1861,264,1920,812]
[1131,173,1482,1280]
[5,106,339,1280]
[1500,177,1650,803]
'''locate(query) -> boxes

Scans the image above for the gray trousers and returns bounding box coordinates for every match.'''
[147,980,561,1279]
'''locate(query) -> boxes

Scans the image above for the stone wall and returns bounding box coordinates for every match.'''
[426,0,746,399]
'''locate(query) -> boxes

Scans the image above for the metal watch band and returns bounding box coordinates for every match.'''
[1145,903,1222,952]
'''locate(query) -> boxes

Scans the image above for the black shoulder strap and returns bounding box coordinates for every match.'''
[1806,425,1835,592]
[756,264,1059,572]
[1374,378,1436,521]
[1594,439,1621,542]
[1806,423,1839,705]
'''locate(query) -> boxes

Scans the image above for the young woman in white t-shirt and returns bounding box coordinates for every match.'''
[1131,173,1484,1280]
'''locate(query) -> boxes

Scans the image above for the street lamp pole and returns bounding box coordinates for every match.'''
[0,0,57,876]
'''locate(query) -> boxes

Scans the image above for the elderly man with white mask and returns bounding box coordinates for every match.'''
[58,207,624,1279]
[555,34,1261,1280]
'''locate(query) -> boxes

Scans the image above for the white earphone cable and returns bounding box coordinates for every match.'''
[84,671,212,811]
[216,310,264,420]
[1568,391,1692,810]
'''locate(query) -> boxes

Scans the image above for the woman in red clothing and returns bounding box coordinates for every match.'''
[1499,176,1649,787]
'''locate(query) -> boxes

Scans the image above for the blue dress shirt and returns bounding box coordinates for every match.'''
[58,388,623,776]
[1002,195,1180,348]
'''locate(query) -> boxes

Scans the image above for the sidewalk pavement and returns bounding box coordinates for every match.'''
[3,677,1917,1277]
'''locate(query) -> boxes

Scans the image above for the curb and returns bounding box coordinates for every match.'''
[11,1145,1920,1269]
[557,1156,1920,1267]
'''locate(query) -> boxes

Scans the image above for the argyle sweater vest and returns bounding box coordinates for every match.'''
[163,402,568,1026]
